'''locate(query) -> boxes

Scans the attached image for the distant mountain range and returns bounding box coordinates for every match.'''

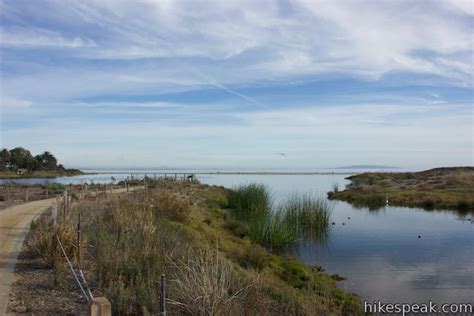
[335,165,399,170]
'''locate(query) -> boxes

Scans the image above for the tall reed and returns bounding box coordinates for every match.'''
[228,184,331,252]
[280,193,331,240]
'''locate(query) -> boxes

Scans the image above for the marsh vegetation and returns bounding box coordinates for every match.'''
[228,184,331,252]
[17,180,361,315]
[328,167,474,212]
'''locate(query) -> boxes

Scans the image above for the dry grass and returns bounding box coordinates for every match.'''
[171,247,250,315]
[23,181,363,315]
[330,167,474,212]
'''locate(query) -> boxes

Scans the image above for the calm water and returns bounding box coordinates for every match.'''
[1,173,473,306]
[200,174,474,306]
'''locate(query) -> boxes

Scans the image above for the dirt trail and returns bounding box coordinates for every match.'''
[0,186,143,314]
[0,198,55,314]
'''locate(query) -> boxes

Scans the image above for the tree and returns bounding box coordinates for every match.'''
[0,148,11,171]
[35,151,58,170]
[9,147,35,170]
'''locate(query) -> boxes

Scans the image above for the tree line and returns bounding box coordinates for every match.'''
[0,147,66,172]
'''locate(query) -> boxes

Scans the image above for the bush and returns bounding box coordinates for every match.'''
[42,183,66,194]
[171,248,250,315]
[26,215,77,268]
[234,244,269,271]
[154,191,191,222]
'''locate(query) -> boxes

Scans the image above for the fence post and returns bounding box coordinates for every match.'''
[160,274,166,316]
[63,190,67,218]
[25,188,29,202]
[77,213,82,270]
[52,202,58,226]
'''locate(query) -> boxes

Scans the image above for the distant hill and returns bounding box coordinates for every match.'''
[335,165,399,170]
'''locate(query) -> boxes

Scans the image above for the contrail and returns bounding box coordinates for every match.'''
[185,66,270,110]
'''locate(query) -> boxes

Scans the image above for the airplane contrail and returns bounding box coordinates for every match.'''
[186,66,270,110]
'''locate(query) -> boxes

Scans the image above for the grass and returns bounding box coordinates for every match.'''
[24,180,362,315]
[329,167,474,213]
[228,184,331,253]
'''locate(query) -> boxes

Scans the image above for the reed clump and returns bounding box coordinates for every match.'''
[228,184,331,252]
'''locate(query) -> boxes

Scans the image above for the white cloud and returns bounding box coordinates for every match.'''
[0,96,32,112]
[0,27,96,48]
[2,0,472,85]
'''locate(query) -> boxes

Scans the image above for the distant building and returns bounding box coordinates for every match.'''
[16,168,28,175]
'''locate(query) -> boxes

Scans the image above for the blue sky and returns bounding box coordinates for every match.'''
[0,0,473,169]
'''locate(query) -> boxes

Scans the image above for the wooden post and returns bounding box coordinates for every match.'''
[7,186,10,202]
[25,188,29,202]
[52,203,58,226]
[77,213,82,270]
[160,274,166,316]
[46,188,49,199]
[89,297,112,316]
[174,173,177,181]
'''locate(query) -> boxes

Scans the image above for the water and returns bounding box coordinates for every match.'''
[1,172,473,306]
[200,174,474,306]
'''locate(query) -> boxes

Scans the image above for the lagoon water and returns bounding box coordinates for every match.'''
[2,172,473,306]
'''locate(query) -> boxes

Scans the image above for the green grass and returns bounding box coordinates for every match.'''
[228,184,331,253]
[280,193,332,240]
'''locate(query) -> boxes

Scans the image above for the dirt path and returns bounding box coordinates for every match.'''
[0,186,143,314]
[0,198,55,314]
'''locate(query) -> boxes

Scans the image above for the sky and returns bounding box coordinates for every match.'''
[0,0,473,169]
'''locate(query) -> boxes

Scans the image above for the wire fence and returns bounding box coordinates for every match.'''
[52,184,168,314]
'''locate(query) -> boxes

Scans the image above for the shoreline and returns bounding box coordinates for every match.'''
[328,167,474,212]
[0,171,93,180]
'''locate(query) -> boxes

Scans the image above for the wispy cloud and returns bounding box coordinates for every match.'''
[0,27,96,48]
[1,0,472,168]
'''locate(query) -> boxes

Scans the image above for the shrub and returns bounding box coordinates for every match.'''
[42,183,66,194]
[234,244,269,271]
[26,215,77,268]
[171,248,250,315]
[154,191,191,222]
